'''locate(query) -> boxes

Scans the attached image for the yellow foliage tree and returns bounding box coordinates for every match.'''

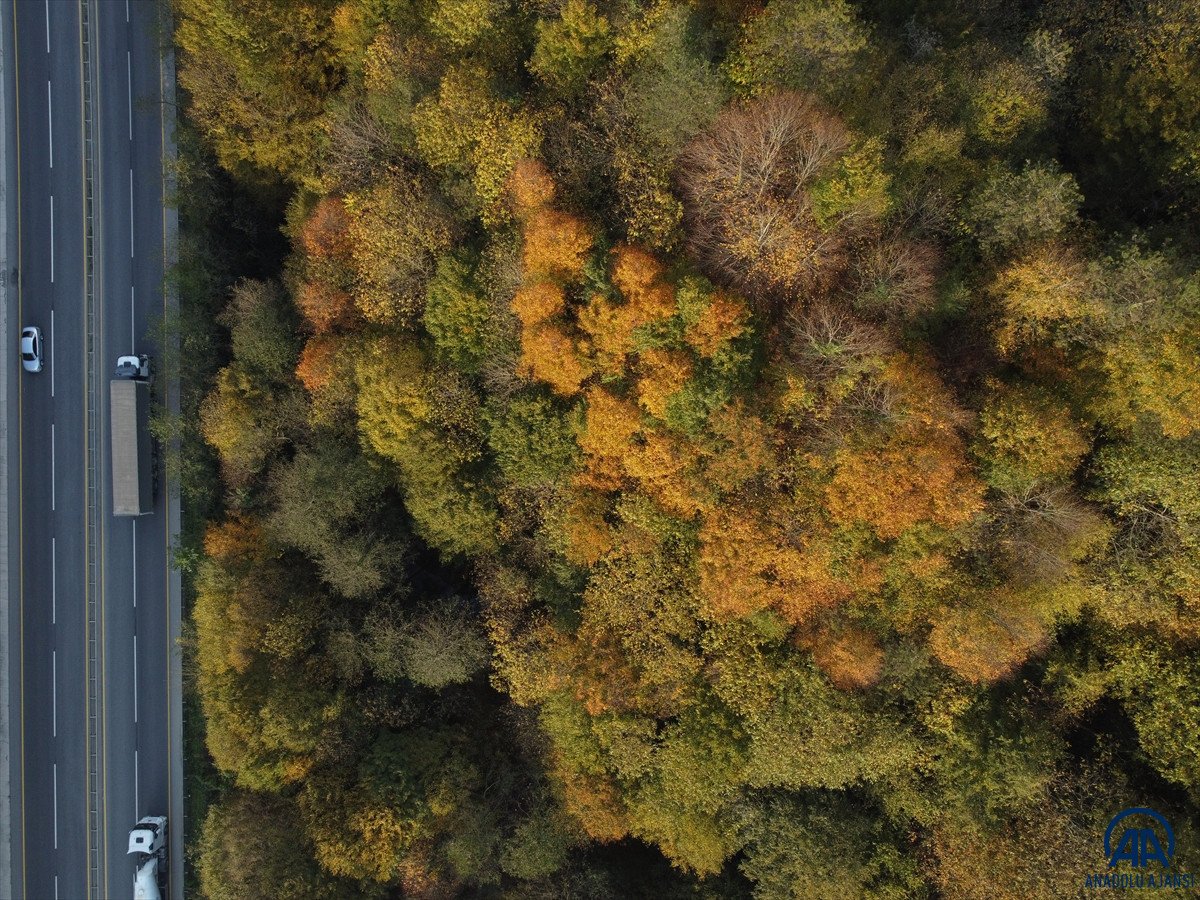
[412,65,543,223]
[636,348,693,418]
[1094,325,1200,439]
[352,335,432,458]
[992,244,1101,354]
[344,177,454,326]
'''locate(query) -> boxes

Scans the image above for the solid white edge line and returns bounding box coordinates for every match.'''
[46,80,52,167]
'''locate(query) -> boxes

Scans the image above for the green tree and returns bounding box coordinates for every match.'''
[725,0,871,101]
[423,251,494,374]
[975,381,1090,492]
[354,336,500,556]
[529,0,613,97]
[739,794,925,900]
[268,434,410,598]
[1113,646,1200,791]
[485,393,580,488]
[197,790,368,900]
[964,162,1083,256]
[176,0,341,183]
[300,730,479,882]
[397,599,491,688]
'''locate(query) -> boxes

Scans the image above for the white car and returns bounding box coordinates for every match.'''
[20,326,42,373]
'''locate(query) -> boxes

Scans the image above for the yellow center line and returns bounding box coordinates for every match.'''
[87,7,109,892]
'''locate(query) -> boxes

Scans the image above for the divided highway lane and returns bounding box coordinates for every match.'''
[12,1,90,898]
[93,1,175,897]
[8,1,179,897]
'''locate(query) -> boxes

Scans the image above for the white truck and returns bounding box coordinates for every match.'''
[111,354,155,516]
[129,815,168,900]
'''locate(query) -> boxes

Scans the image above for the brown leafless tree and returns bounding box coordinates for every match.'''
[845,236,939,322]
[676,92,852,306]
[321,98,403,192]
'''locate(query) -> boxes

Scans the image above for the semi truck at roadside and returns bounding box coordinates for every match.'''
[111,354,154,516]
[129,815,168,900]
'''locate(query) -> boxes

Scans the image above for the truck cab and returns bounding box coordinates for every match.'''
[116,354,151,379]
[128,815,167,856]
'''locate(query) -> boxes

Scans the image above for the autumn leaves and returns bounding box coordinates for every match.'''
[501,105,1004,691]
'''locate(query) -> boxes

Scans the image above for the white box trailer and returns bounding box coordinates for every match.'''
[110,359,154,516]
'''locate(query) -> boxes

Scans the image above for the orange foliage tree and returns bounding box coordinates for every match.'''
[684,290,748,357]
[803,624,886,690]
[636,349,693,418]
[698,507,850,624]
[576,387,644,490]
[517,323,591,396]
[300,196,353,261]
[295,281,355,333]
[512,281,567,327]
[507,158,557,217]
[825,355,984,539]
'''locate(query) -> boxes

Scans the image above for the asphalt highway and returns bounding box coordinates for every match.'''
[5,1,181,897]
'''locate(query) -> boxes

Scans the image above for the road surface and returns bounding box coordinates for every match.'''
[4,1,181,897]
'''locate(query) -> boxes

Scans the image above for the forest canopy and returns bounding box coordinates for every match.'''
[177,0,1200,896]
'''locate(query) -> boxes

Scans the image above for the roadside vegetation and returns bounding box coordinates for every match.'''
[175,0,1200,896]
[157,112,291,894]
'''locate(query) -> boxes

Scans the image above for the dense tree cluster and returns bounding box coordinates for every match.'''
[179,0,1200,895]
